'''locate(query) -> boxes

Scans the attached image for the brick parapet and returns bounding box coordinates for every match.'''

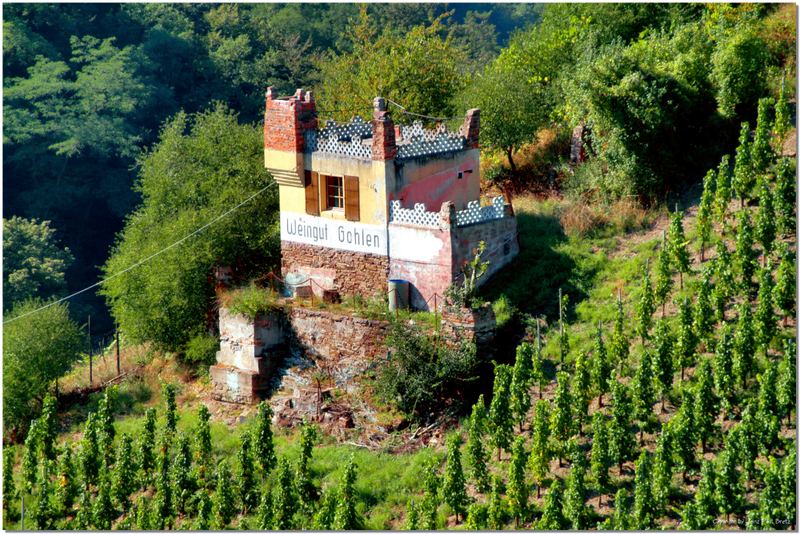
[264,87,317,153]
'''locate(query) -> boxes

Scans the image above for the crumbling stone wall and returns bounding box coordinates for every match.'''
[281,241,389,298]
[451,210,520,288]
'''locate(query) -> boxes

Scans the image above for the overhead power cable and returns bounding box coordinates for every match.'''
[3,182,277,326]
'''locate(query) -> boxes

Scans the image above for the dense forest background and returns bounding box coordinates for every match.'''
[3,3,795,336]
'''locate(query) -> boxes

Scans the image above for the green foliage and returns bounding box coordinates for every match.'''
[272,458,298,529]
[92,473,115,530]
[773,76,792,143]
[777,340,797,421]
[573,352,592,432]
[735,208,758,292]
[655,234,673,314]
[509,342,533,431]
[237,432,257,513]
[676,297,698,379]
[774,242,796,321]
[488,364,514,457]
[715,155,733,224]
[653,319,675,408]
[693,359,717,451]
[464,502,487,530]
[2,217,73,309]
[668,208,691,286]
[550,371,574,462]
[333,456,362,530]
[506,436,528,527]
[296,422,318,508]
[775,158,796,236]
[378,322,480,418]
[314,488,335,529]
[138,408,156,480]
[711,25,770,117]
[693,267,715,345]
[112,434,136,509]
[733,303,756,388]
[713,323,735,413]
[609,294,629,371]
[592,324,612,405]
[732,122,755,202]
[757,363,781,451]
[754,261,777,353]
[712,243,735,322]
[635,265,656,342]
[486,475,505,530]
[755,176,776,255]
[194,491,212,530]
[632,450,655,529]
[466,396,490,493]
[609,376,635,470]
[100,105,279,351]
[222,283,279,320]
[79,413,100,488]
[3,299,83,436]
[4,450,17,517]
[632,350,655,427]
[403,499,418,530]
[442,433,469,521]
[610,488,632,530]
[563,455,588,529]
[694,459,717,528]
[697,169,716,259]
[671,394,696,474]
[213,459,235,529]
[716,448,743,518]
[537,478,566,530]
[751,97,775,175]
[182,331,219,367]
[253,401,277,476]
[528,400,551,493]
[590,412,611,493]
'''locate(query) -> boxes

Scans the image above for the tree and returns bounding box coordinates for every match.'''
[693,267,715,347]
[774,243,795,325]
[713,242,735,322]
[713,323,735,415]
[632,450,655,529]
[488,363,513,459]
[590,413,611,504]
[2,217,74,310]
[653,319,675,411]
[213,459,235,529]
[610,489,632,530]
[609,376,635,473]
[754,261,777,355]
[333,456,362,530]
[751,97,774,175]
[573,352,591,435]
[714,155,733,226]
[591,325,612,408]
[112,434,136,510]
[529,400,551,498]
[442,433,469,522]
[79,413,100,488]
[93,472,116,530]
[693,359,716,453]
[486,476,505,530]
[735,208,757,293]
[669,207,691,289]
[171,433,193,515]
[609,292,629,372]
[636,264,656,342]
[3,299,83,436]
[675,297,697,381]
[563,455,588,529]
[632,350,655,440]
[100,105,279,351]
[777,339,797,423]
[775,158,796,236]
[273,458,298,530]
[733,302,756,389]
[506,436,528,527]
[755,176,776,256]
[537,478,566,530]
[256,489,278,530]
[509,342,533,431]
[138,408,156,483]
[715,449,743,523]
[732,122,754,206]
[655,232,673,317]
[550,371,574,466]
[253,401,277,477]
[710,27,769,118]
[465,396,490,493]
[697,169,716,261]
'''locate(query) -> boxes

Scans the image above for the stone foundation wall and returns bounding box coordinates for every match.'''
[452,213,519,289]
[285,307,390,386]
[281,241,389,298]
[210,365,271,404]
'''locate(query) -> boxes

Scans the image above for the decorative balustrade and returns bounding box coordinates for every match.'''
[389,196,508,228]
[305,117,373,159]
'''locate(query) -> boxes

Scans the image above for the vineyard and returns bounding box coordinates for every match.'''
[3,94,797,530]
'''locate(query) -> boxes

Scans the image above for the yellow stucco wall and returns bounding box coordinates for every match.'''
[276,154,390,226]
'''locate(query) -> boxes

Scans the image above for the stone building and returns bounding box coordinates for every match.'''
[265,87,519,309]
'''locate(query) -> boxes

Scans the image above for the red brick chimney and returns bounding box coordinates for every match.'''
[372,97,397,161]
[461,108,480,149]
[264,87,317,153]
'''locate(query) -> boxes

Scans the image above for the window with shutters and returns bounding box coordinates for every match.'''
[324,175,344,210]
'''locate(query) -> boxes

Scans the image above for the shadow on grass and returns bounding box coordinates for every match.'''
[480,207,588,321]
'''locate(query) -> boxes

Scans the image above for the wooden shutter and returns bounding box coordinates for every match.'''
[344,175,360,221]
[304,170,319,215]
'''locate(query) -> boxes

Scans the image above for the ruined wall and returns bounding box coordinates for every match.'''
[451,207,519,288]
[281,241,389,297]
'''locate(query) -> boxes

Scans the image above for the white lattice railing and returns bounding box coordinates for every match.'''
[389,200,441,227]
[389,196,508,228]
[305,117,373,160]
[455,196,506,226]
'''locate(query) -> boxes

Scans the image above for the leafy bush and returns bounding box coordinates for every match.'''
[492,295,516,329]
[376,322,481,418]
[220,283,279,319]
[182,331,219,367]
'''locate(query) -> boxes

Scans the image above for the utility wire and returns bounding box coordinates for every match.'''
[3,182,277,325]
[385,98,459,122]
